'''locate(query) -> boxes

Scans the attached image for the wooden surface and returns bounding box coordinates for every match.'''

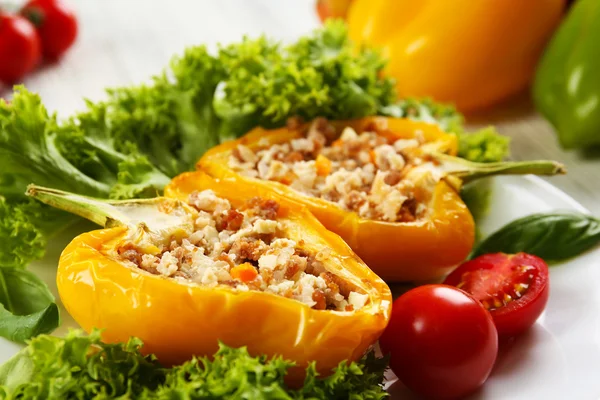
[1,0,598,213]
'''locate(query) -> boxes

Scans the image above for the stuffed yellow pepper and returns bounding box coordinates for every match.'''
[28,175,391,379]
[197,117,564,281]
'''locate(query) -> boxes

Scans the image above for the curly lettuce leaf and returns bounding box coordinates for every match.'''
[214,19,395,134]
[0,88,170,202]
[457,126,511,164]
[0,330,388,399]
[0,89,109,198]
[0,199,46,269]
[69,47,226,178]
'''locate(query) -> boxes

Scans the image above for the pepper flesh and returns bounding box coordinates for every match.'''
[55,173,391,378]
[197,117,475,282]
[533,0,600,149]
[347,0,565,112]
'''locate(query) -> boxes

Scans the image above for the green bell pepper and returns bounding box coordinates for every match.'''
[533,0,600,149]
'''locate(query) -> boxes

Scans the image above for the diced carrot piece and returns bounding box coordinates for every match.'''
[315,154,332,176]
[369,149,376,164]
[331,138,344,147]
[230,263,258,283]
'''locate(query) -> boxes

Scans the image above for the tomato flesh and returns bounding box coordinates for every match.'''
[444,252,549,337]
[380,285,498,400]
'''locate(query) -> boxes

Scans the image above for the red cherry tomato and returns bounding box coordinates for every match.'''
[0,14,41,84]
[315,0,353,23]
[380,285,498,400]
[22,0,78,60]
[443,253,550,337]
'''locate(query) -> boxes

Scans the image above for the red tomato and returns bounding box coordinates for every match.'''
[315,0,353,23]
[21,0,78,60]
[380,285,498,400]
[0,14,41,83]
[443,253,550,337]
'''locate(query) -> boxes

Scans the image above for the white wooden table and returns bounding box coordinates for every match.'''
[2,0,598,213]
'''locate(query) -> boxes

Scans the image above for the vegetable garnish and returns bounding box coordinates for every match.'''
[471,212,600,261]
[444,253,550,337]
[0,329,389,399]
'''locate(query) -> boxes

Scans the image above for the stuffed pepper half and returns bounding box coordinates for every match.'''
[197,117,565,281]
[28,174,391,379]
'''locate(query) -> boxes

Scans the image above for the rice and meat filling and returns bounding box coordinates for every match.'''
[114,190,368,312]
[228,119,444,223]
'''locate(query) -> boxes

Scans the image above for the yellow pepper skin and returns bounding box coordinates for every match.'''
[347,0,566,112]
[57,172,391,379]
[197,117,475,282]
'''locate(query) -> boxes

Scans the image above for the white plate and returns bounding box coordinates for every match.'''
[2,175,599,399]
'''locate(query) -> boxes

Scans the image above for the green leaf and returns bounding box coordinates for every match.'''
[457,126,510,164]
[0,348,34,394]
[0,268,59,342]
[0,88,110,199]
[0,330,388,399]
[471,212,600,261]
[215,20,395,131]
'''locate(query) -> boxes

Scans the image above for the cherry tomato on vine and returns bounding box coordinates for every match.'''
[380,284,498,400]
[443,252,550,337]
[0,13,41,84]
[22,0,77,60]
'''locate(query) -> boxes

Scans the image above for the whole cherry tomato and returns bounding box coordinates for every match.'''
[380,285,498,400]
[21,0,77,60]
[315,0,353,22]
[0,13,41,83]
[443,253,550,337]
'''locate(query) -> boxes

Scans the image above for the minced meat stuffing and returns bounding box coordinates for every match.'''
[228,118,444,222]
[114,190,368,312]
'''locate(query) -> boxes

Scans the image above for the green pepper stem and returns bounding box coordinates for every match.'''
[26,185,191,234]
[434,154,566,184]
[26,185,140,227]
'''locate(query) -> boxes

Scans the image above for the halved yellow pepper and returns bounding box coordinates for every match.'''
[197,117,473,282]
[31,174,391,379]
[196,117,564,282]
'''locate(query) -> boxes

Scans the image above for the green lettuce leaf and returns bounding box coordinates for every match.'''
[215,19,395,130]
[0,268,58,343]
[0,330,388,399]
[0,199,46,269]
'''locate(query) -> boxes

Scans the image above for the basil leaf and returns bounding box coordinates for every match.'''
[471,212,600,261]
[0,267,59,342]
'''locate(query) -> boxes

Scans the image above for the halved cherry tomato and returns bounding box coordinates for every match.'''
[0,13,41,83]
[22,0,78,60]
[380,285,498,400]
[443,252,550,337]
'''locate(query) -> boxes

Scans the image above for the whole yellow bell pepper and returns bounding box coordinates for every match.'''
[28,178,391,381]
[347,0,566,112]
